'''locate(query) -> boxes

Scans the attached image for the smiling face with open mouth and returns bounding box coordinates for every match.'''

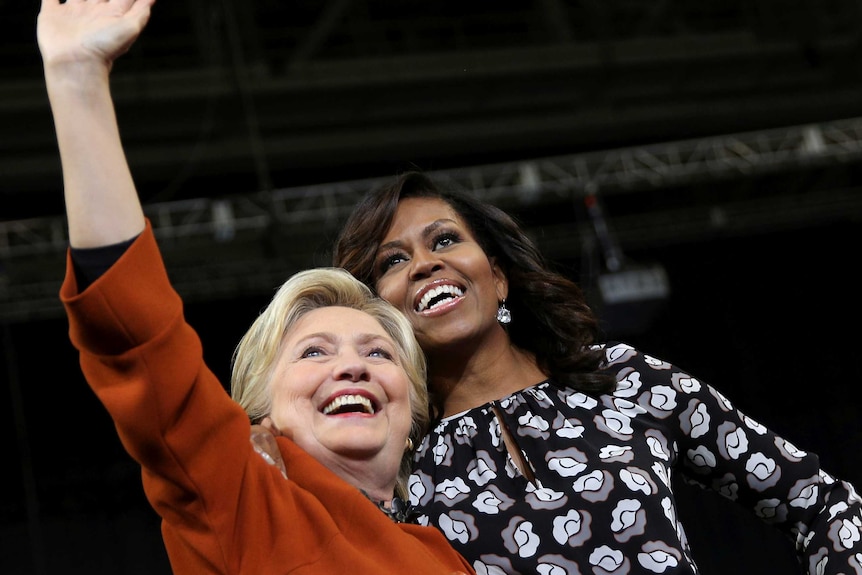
[374,197,508,354]
[264,306,413,480]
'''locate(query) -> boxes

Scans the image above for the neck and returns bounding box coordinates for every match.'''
[427,337,547,417]
[319,453,396,504]
[360,489,392,508]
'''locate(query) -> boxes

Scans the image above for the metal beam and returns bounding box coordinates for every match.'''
[2,117,861,322]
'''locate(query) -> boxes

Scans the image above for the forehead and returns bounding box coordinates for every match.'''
[287,306,390,341]
[386,196,467,235]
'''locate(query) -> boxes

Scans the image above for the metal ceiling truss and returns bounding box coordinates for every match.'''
[2,116,861,323]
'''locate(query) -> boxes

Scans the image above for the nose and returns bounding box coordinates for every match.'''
[408,248,443,280]
[333,350,371,382]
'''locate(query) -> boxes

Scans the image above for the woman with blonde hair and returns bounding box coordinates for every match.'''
[39,0,473,572]
[231,266,430,503]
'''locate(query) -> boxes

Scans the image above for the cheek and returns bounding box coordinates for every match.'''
[269,368,316,413]
[464,253,501,293]
[376,279,408,311]
[268,387,315,439]
[267,386,297,425]
[396,378,413,404]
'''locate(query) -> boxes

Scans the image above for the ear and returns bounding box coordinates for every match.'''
[490,257,508,302]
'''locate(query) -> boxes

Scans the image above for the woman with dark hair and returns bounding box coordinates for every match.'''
[337,171,615,399]
[330,171,862,575]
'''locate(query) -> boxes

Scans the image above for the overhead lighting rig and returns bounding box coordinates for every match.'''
[582,185,670,337]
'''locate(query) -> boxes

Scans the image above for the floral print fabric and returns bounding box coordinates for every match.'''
[409,342,862,574]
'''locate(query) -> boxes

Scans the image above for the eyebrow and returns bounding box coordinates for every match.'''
[294,332,393,347]
[378,219,455,252]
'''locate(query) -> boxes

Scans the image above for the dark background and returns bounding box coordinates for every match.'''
[2,1,861,573]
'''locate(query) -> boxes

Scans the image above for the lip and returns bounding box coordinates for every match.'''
[412,278,467,315]
[319,388,381,416]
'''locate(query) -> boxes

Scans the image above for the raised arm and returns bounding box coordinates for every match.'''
[37,0,154,249]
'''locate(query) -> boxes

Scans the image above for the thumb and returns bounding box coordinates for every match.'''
[250,423,287,479]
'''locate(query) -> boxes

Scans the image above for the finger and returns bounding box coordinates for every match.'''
[251,427,288,479]
[40,0,67,12]
[126,0,155,28]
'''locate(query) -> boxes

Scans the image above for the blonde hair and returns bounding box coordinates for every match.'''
[231,267,428,500]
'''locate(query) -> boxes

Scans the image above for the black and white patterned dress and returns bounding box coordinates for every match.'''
[408,342,862,575]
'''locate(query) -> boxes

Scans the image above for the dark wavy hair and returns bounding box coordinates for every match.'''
[334,171,616,395]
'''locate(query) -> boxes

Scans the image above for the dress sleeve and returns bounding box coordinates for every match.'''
[69,235,137,289]
[607,343,862,575]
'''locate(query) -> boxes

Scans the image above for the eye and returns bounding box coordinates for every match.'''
[377,250,408,274]
[367,346,396,361]
[431,231,460,251]
[299,346,326,359]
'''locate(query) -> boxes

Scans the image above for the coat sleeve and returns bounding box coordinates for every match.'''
[60,221,266,573]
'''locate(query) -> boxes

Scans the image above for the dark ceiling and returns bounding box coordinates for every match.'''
[2,4,862,574]
[6,0,862,203]
[2,0,862,323]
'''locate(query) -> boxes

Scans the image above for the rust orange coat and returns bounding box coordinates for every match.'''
[61,222,474,575]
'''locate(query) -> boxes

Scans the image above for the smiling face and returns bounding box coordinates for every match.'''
[373,197,508,353]
[263,306,413,482]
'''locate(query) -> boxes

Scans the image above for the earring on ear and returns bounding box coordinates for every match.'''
[405,437,414,451]
[496,299,511,325]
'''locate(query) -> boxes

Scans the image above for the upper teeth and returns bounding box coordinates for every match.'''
[322,394,374,415]
[417,284,464,312]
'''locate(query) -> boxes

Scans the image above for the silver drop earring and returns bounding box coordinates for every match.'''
[496,299,512,325]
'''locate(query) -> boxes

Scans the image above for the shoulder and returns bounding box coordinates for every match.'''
[598,341,678,372]
[597,341,711,398]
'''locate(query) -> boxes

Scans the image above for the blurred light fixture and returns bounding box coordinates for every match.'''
[584,187,670,336]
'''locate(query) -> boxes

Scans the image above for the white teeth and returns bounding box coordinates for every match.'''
[322,394,374,415]
[417,284,464,312]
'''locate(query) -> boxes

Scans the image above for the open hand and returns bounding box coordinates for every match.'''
[37,0,155,69]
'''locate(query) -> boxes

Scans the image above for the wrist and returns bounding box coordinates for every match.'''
[43,58,112,91]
